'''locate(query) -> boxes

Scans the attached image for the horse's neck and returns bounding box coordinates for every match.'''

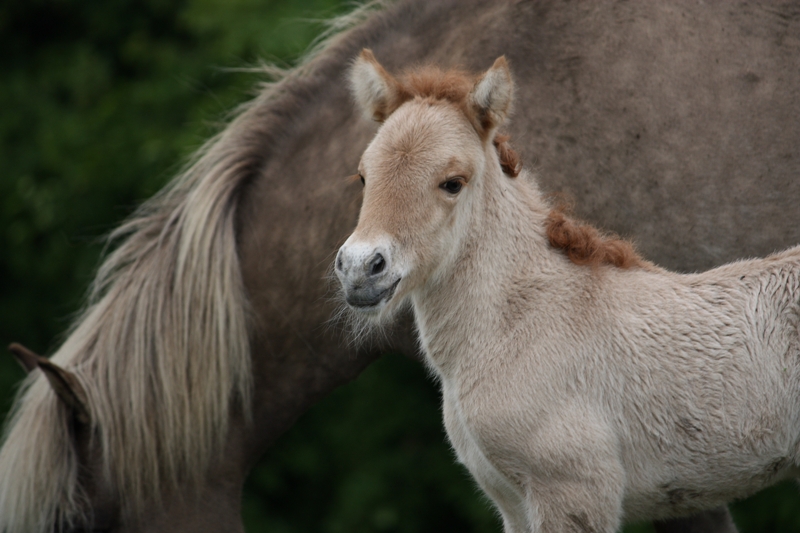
[412,169,560,377]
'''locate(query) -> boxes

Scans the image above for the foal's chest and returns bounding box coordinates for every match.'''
[439,375,534,490]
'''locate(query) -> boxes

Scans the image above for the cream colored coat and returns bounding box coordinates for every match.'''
[336,51,800,532]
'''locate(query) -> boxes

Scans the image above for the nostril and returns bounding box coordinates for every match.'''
[368,253,386,276]
[336,252,344,272]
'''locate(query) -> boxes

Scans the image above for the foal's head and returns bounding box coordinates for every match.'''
[335,50,513,322]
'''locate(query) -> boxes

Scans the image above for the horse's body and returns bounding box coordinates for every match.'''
[338,52,800,532]
[1,0,799,531]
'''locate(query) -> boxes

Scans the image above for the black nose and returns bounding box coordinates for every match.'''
[368,253,385,277]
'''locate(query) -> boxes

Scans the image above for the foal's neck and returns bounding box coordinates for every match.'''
[412,164,559,375]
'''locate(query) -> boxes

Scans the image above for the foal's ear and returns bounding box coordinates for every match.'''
[9,343,91,425]
[468,56,514,134]
[349,49,402,122]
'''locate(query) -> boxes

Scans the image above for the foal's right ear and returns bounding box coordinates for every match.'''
[349,49,402,122]
[9,343,91,425]
[468,56,514,135]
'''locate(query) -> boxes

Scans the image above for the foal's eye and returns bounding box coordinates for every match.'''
[440,178,465,195]
[359,174,365,186]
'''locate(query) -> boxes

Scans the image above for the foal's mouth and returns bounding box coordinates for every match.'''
[346,278,401,311]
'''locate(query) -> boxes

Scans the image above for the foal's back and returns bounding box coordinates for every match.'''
[578,246,800,519]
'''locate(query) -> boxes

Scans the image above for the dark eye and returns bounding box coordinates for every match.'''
[440,178,464,195]
[359,174,365,186]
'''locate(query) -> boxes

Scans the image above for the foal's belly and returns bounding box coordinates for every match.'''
[618,421,800,520]
[622,462,800,521]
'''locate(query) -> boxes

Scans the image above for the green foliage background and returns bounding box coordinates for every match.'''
[0,1,797,531]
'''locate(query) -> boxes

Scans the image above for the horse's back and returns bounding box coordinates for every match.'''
[495,1,800,272]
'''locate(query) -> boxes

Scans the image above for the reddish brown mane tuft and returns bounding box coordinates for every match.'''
[493,134,521,177]
[546,205,644,269]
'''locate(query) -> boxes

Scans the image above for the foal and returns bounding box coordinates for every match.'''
[336,50,800,532]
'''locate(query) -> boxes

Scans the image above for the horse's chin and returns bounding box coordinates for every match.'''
[336,283,407,348]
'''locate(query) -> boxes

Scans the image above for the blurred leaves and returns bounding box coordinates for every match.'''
[2,1,799,532]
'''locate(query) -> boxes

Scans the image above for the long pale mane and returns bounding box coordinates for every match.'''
[0,3,387,531]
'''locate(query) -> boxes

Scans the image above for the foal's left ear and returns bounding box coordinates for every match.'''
[468,56,514,135]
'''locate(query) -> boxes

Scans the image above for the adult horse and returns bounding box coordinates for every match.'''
[1,0,797,531]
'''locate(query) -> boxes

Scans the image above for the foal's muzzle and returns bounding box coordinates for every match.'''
[335,243,400,310]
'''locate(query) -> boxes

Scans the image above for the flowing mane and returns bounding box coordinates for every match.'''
[0,3,385,531]
[0,99,253,531]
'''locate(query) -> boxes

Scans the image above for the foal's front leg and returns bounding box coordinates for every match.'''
[443,397,531,532]
[515,407,626,533]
